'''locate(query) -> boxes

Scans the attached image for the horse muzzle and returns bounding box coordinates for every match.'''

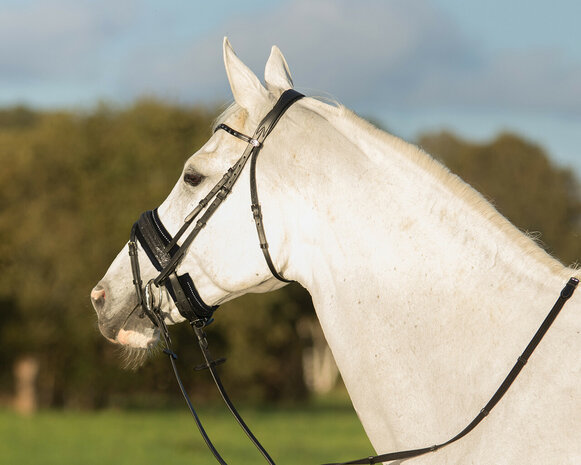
[91,280,158,348]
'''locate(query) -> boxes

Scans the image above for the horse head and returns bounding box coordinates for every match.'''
[91,39,303,353]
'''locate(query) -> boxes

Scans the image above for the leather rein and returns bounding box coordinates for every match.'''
[126,89,579,464]
[128,89,303,465]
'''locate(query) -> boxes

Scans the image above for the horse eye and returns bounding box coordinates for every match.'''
[183,171,205,187]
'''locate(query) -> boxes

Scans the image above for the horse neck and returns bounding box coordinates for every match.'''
[282,102,572,292]
[273,102,578,449]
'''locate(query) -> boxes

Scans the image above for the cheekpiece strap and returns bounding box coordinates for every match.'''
[216,89,304,283]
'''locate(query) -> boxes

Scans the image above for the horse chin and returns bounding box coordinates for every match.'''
[116,327,158,348]
[116,328,160,369]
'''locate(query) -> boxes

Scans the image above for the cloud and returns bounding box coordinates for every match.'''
[1,0,579,115]
[0,1,137,79]
[112,0,469,104]
[0,0,141,106]
[402,46,581,114]
[241,0,580,115]
[118,0,581,115]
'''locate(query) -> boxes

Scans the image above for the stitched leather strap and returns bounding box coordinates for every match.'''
[136,90,303,322]
[218,89,304,282]
[250,89,304,282]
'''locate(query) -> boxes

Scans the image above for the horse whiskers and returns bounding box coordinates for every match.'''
[118,343,161,370]
[114,302,162,370]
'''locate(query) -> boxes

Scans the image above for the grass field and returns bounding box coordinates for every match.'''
[0,396,374,465]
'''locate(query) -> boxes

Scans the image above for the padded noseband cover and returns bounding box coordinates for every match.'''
[134,210,176,270]
[133,209,217,320]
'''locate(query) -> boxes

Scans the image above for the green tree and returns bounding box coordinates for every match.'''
[1,103,579,410]
[0,100,312,408]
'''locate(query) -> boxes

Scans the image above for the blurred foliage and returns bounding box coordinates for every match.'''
[0,100,312,408]
[0,102,579,409]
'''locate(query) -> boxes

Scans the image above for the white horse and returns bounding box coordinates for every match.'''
[91,39,580,464]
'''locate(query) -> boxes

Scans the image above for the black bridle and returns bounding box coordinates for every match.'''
[130,89,302,326]
[126,88,578,465]
[128,89,303,465]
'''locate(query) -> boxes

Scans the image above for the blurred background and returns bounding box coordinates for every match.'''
[0,0,580,463]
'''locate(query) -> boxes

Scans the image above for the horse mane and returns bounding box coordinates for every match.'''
[213,94,569,277]
[330,103,570,277]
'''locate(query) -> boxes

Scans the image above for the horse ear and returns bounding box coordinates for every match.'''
[264,45,294,95]
[223,37,269,115]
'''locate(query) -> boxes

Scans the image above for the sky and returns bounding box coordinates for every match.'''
[1,0,579,176]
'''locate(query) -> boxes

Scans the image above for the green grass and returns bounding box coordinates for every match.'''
[0,397,373,465]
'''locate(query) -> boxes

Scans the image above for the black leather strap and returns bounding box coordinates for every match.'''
[192,321,277,464]
[217,89,304,282]
[145,298,276,465]
[134,210,173,270]
[133,210,217,321]
[250,162,292,283]
[151,310,229,465]
[249,89,304,282]
[324,277,579,465]
[132,90,303,324]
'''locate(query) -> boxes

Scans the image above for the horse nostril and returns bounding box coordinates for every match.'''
[91,285,106,311]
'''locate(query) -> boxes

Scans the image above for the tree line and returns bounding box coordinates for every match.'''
[0,101,579,410]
